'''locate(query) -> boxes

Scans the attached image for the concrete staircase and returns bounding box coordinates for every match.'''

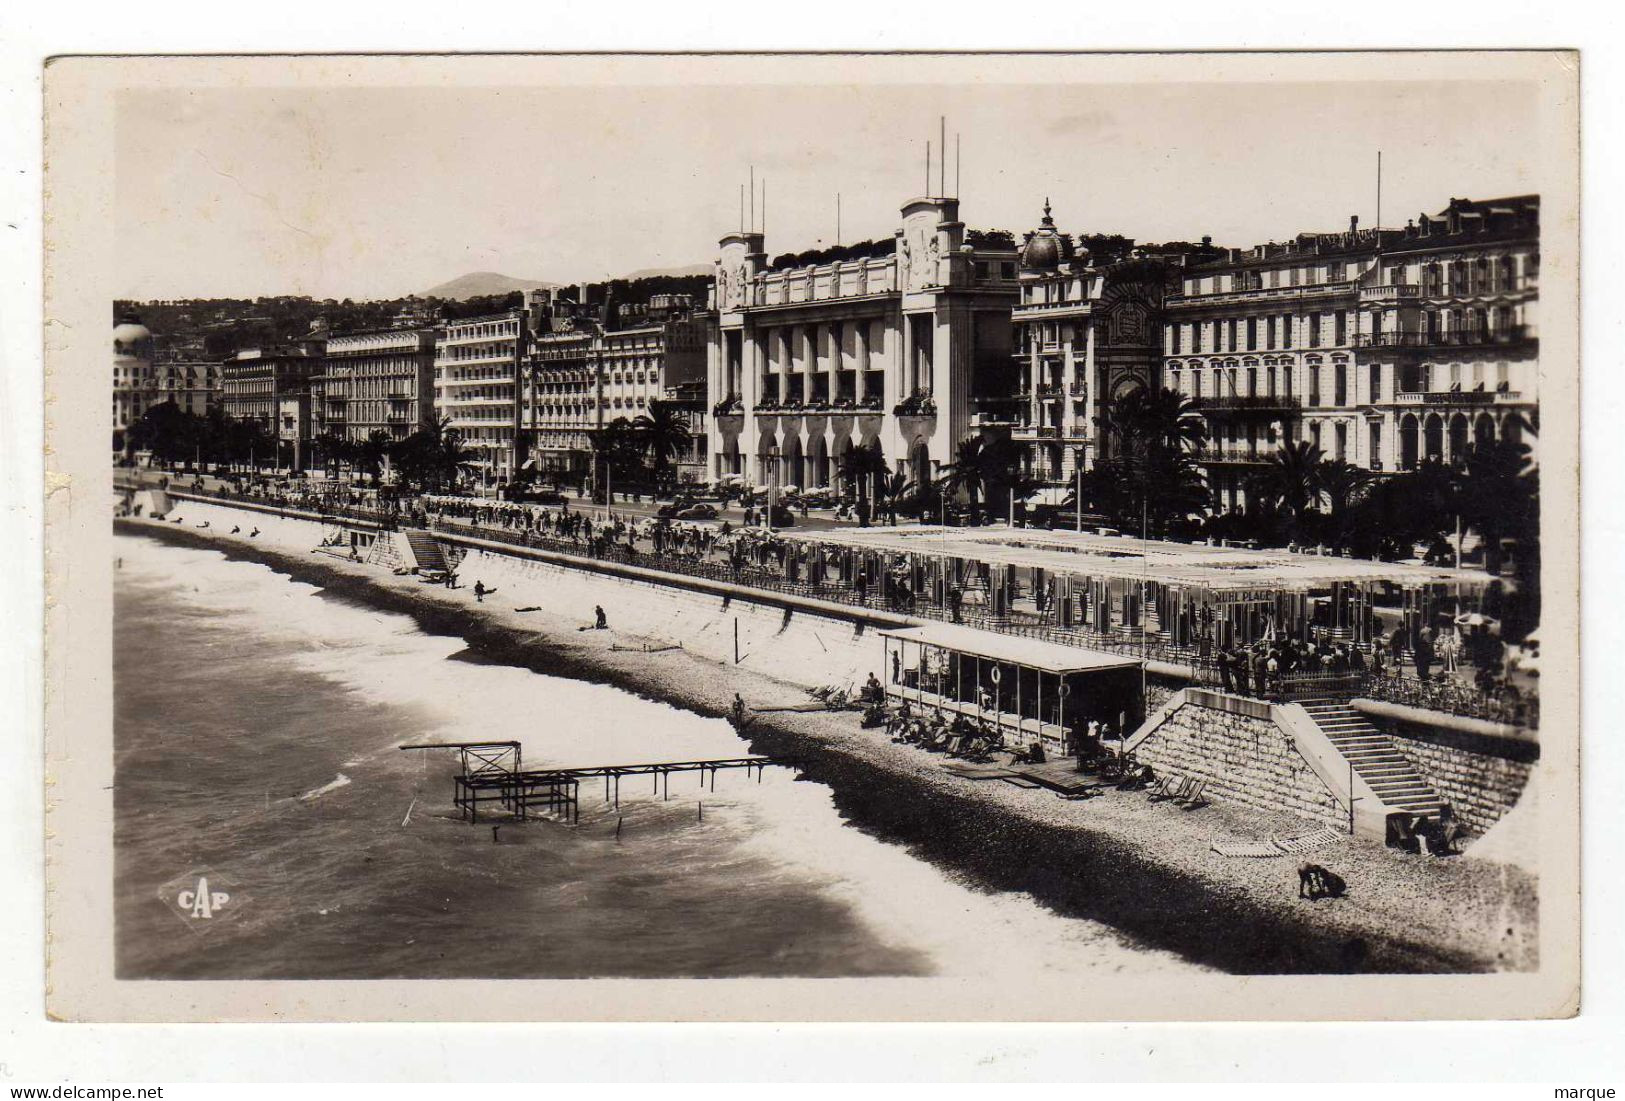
[1299,699,1448,818]
[400,528,449,574]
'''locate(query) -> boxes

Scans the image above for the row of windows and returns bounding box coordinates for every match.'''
[442,320,518,341]
[1165,360,1516,403]
[436,342,518,363]
[1167,312,1351,354]
[1182,251,1535,297]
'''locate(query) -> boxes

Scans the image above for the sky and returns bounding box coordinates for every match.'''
[113,74,1542,301]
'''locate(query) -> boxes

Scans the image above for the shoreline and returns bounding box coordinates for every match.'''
[115,516,1537,975]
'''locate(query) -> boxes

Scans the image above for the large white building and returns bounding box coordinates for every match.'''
[434,310,528,485]
[1161,195,1539,511]
[113,317,222,451]
[706,194,1020,493]
[322,327,437,444]
[523,292,708,482]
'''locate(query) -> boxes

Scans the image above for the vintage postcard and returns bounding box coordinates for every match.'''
[42,51,1580,1022]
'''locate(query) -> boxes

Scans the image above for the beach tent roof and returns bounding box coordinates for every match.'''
[791,526,1493,593]
[879,623,1140,675]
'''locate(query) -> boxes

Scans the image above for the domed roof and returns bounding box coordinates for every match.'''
[1019,199,1073,271]
[113,319,154,360]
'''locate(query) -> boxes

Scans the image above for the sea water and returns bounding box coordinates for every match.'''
[115,533,1191,979]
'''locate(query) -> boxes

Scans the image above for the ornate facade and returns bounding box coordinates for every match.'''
[1009,201,1170,483]
[706,195,1019,493]
[1161,195,1539,511]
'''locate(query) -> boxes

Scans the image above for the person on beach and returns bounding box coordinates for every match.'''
[594,605,608,630]
[473,580,486,602]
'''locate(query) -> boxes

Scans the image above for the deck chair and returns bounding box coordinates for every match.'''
[1178,779,1210,810]
[1149,776,1193,803]
[1143,774,1176,800]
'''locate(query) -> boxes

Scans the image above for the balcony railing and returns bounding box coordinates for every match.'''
[1391,388,1522,406]
[1192,395,1303,414]
[1358,284,1421,302]
[1012,424,1061,439]
[1359,326,1532,349]
[1203,448,1271,465]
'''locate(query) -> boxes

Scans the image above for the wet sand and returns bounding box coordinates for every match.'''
[116,514,1539,975]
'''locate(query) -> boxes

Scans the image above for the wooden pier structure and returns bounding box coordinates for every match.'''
[400,742,780,823]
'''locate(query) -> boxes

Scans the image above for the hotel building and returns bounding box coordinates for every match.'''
[222,339,326,436]
[1161,195,1539,512]
[523,292,707,482]
[1009,201,1172,483]
[150,360,222,418]
[321,327,437,444]
[707,194,1020,492]
[434,310,529,485]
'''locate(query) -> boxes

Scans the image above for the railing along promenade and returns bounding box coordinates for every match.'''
[117,473,1533,728]
[425,513,1537,730]
[116,473,406,531]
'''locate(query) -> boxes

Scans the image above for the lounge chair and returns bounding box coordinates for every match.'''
[1143,775,1176,800]
[1149,776,1193,803]
[1178,779,1210,810]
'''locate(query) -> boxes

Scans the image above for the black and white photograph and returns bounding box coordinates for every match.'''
[38,49,1581,1025]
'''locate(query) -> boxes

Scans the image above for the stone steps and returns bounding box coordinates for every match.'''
[401,527,449,573]
[1302,704,1448,820]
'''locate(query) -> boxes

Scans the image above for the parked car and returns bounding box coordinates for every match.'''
[676,502,719,521]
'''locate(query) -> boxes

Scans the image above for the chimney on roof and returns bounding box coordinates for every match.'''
[1201,235,1212,248]
[1350,215,1359,233]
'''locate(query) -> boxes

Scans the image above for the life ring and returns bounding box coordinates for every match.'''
[988,666,1002,685]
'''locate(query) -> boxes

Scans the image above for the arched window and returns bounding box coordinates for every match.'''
[1424,414,1444,463]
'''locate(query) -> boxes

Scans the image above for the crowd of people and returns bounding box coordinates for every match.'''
[127,472,1536,728]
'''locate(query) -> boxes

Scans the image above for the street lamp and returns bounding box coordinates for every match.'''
[766,445,780,530]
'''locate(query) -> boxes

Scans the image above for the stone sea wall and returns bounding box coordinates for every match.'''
[1366,715,1539,835]
[1132,697,1347,830]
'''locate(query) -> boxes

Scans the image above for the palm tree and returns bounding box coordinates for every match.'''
[391,416,478,493]
[875,471,916,526]
[1254,439,1324,530]
[314,430,353,477]
[937,437,992,524]
[1091,386,1210,535]
[355,429,393,485]
[1102,385,1208,460]
[630,400,692,491]
[837,440,888,508]
[1453,436,1536,576]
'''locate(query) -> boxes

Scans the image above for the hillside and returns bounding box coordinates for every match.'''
[423,271,561,300]
[618,263,712,280]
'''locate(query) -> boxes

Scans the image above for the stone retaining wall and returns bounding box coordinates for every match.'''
[1133,699,1347,830]
[1368,717,1539,835]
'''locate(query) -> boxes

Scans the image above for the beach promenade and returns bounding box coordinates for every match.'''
[116,505,1540,976]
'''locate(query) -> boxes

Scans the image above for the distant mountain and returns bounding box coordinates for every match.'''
[423,272,562,300]
[617,263,712,281]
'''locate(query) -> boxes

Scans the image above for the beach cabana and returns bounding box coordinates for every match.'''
[879,623,1143,755]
